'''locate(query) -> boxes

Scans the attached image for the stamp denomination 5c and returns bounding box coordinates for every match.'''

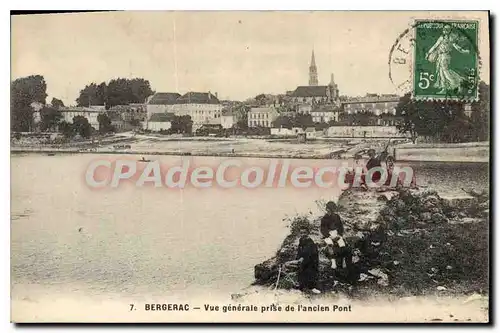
[413,20,479,100]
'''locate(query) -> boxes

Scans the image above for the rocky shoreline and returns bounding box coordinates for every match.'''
[252,187,489,297]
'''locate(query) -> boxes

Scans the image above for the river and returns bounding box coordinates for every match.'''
[11,154,489,305]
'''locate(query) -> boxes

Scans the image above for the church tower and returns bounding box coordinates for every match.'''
[309,50,318,86]
[328,73,340,105]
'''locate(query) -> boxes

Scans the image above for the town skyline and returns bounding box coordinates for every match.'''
[12,11,490,105]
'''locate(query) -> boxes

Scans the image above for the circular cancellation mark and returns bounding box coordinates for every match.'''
[388,19,480,101]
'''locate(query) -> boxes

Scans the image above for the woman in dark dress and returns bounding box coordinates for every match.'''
[296,235,319,291]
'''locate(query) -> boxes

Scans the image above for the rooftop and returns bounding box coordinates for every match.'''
[147,92,181,105]
[59,106,106,112]
[149,112,176,122]
[292,86,330,98]
[343,95,400,104]
[312,104,341,112]
[176,92,220,105]
[249,106,277,113]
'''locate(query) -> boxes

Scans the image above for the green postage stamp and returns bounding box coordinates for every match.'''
[413,20,479,100]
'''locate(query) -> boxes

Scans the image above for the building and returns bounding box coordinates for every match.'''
[109,104,147,123]
[146,92,181,120]
[221,109,237,129]
[305,127,319,139]
[342,94,400,116]
[289,50,340,107]
[108,112,132,132]
[270,127,305,137]
[144,112,175,132]
[146,91,222,131]
[247,107,279,128]
[311,105,341,123]
[59,106,105,130]
[175,92,222,129]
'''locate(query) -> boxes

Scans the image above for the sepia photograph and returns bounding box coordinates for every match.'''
[10,10,490,323]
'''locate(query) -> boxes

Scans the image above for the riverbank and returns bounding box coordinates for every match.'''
[251,187,489,322]
[11,138,490,162]
[394,142,489,163]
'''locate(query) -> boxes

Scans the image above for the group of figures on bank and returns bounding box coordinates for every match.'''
[283,148,416,293]
[285,201,360,294]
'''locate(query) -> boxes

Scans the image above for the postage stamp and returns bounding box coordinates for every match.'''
[412,20,479,100]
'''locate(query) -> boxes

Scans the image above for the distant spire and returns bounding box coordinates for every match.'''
[309,49,318,86]
[330,73,335,85]
[310,50,316,68]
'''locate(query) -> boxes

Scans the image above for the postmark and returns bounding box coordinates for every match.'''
[389,19,480,101]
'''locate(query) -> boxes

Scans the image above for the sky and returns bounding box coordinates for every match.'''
[11,11,490,105]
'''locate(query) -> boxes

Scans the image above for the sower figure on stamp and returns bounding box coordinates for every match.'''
[425,25,470,94]
[321,201,352,271]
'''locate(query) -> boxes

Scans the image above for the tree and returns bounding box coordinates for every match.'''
[395,93,468,143]
[441,118,474,143]
[293,113,314,129]
[129,78,154,104]
[39,107,62,132]
[272,115,294,129]
[50,97,65,108]
[11,75,47,131]
[130,118,142,128]
[170,115,193,134]
[77,78,154,109]
[255,94,267,106]
[314,122,330,131]
[106,78,154,107]
[470,81,490,141]
[98,113,115,134]
[235,119,248,131]
[59,120,74,138]
[76,82,105,107]
[72,116,92,138]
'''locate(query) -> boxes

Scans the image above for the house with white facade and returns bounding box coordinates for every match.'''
[247,106,279,128]
[59,105,105,130]
[311,105,341,123]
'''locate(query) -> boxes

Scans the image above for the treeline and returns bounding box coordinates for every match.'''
[76,78,154,108]
[11,75,48,132]
[396,81,490,143]
[11,74,155,134]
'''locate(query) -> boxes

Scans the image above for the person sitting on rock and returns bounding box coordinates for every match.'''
[321,202,352,270]
[286,227,320,293]
[321,201,344,239]
[296,234,320,293]
[364,148,386,184]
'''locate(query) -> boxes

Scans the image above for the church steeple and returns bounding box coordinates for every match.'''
[309,49,318,86]
[329,73,335,86]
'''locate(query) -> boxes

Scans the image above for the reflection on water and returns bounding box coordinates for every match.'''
[11,154,489,298]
